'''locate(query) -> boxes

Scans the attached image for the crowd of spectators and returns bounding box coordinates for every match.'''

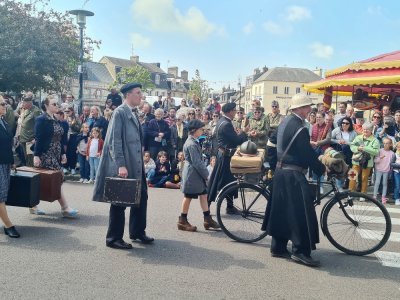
[3,89,400,205]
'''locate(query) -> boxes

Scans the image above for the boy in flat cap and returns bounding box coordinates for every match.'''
[93,82,154,250]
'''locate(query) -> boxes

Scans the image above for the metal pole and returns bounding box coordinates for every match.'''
[79,25,84,115]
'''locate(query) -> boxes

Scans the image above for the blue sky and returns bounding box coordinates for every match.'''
[42,0,400,90]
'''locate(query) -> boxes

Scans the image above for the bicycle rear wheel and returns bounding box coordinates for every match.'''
[321,192,392,256]
[216,182,269,243]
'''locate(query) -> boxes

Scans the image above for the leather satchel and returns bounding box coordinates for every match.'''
[103,177,141,207]
[16,166,63,202]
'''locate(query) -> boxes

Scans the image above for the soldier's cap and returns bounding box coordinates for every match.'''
[222,102,236,113]
[120,82,142,94]
[187,119,205,132]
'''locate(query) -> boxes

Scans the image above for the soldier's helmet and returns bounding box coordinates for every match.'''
[239,140,258,156]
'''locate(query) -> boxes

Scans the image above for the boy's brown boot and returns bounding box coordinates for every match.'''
[203,215,221,230]
[177,216,197,232]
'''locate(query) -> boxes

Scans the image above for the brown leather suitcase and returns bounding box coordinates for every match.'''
[102,177,141,207]
[16,166,63,202]
[6,171,40,208]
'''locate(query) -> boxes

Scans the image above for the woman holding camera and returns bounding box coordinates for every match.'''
[349,122,380,196]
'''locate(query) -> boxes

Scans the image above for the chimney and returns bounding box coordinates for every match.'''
[168,66,178,78]
[262,66,268,73]
[180,70,188,81]
[155,63,160,68]
[130,56,139,63]
[253,68,260,75]
[313,67,323,77]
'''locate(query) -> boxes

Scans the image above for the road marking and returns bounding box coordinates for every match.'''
[375,251,400,268]
[348,214,400,225]
[358,229,400,242]
[350,205,400,214]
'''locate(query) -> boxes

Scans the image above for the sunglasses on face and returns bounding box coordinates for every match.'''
[237,112,243,114]
[342,122,350,125]
[213,115,219,117]
[188,113,195,115]
[272,106,278,108]
[373,116,381,119]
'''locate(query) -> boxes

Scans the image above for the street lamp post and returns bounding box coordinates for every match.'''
[68,9,94,114]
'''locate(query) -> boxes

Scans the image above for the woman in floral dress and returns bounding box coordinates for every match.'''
[33,96,78,218]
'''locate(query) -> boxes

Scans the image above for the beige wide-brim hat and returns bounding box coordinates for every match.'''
[289,93,313,110]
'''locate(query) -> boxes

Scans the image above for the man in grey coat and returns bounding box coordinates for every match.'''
[93,82,154,250]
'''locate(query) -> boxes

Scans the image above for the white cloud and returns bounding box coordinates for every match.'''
[131,33,151,48]
[367,5,383,15]
[131,0,219,41]
[310,42,334,59]
[286,6,311,22]
[262,21,291,35]
[242,22,254,35]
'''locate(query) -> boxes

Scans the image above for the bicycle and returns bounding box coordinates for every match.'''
[215,166,392,256]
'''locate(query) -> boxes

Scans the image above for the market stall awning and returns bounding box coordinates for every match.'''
[303,50,400,96]
[325,50,400,77]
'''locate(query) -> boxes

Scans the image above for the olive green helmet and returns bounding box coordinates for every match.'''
[239,140,258,155]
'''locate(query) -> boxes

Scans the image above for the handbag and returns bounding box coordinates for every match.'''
[103,177,141,206]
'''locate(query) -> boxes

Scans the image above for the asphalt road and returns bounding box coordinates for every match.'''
[1,182,399,299]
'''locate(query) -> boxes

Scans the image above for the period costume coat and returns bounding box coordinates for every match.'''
[262,114,325,255]
[92,103,148,242]
[207,116,247,202]
[181,136,209,194]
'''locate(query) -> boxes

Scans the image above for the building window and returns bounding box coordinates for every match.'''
[273,86,278,94]
[307,91,311,95]
[155,74,160,85]
[296,87,301,94]
[284,87,289,94]
[155,91,159,96]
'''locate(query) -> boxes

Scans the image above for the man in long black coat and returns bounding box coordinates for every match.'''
[208,102,247,212]
[262,94,325,267]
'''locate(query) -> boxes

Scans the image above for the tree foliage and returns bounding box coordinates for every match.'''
[0,0,100,93]
[189,69,210,104]
[110,65,155,91]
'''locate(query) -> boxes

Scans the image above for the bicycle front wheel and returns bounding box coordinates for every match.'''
[321,192,392,256]
[216,182,269,243]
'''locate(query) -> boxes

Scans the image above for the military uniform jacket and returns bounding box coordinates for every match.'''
[247,116,269,148]
[19,106,42,142]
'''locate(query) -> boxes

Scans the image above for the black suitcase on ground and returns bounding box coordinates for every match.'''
[6,171,40,208]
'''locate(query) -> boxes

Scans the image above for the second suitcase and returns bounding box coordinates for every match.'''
[6,171,40,208]
[17,166,63,202]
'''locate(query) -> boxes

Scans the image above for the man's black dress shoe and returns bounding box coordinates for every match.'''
[291,253,320,267]
[106,239,133,250]
[4,226,20,238]
[271,250,291,259]
[226,206,240,215]
[130,233,154,244]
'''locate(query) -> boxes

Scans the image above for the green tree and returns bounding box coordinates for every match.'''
[110,65,155,91]
[189,69,209,105]
[0,0,100,93]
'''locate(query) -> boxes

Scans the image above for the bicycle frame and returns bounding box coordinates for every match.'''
[316,176,360,235]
